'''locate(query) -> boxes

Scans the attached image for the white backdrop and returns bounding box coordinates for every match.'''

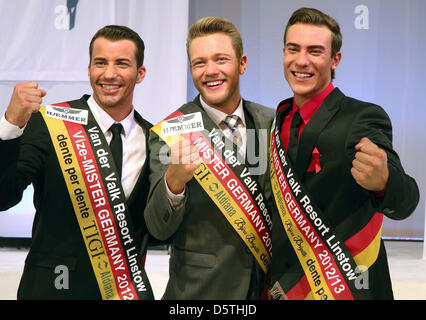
[0,0,189,237]
[1,0,425,243]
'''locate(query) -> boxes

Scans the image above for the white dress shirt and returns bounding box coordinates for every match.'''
[0,114,26,139]
[87,96,146,199]
[0,96,146,199]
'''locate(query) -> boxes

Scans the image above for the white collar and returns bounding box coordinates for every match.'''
[87,96,135,137]
[199,96,246,128]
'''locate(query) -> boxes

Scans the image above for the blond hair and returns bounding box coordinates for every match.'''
[186,16,243,60]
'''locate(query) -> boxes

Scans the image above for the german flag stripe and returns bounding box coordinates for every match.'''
[286,275,310,300]
[352,225,383,269]
[344,212,383,257]
[287,213,383,298]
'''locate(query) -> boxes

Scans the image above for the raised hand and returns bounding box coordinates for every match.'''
[351,137,389,193]
[5,82,47,128]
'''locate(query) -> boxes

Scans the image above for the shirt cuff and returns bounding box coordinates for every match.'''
[164,175,186,209]
[0,114,25,140]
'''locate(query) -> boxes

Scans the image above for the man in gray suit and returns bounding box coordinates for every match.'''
[144,17,275,299]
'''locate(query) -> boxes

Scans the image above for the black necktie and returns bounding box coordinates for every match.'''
[109,123,123,179]
[287,110,302,164]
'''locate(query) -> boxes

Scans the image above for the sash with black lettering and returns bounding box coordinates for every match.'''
[40,100,153,300]
[151,102,272,274]
[269,105,382,300]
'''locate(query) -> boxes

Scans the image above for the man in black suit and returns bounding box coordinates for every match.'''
[269,8,419,300]
[0,25,154,299]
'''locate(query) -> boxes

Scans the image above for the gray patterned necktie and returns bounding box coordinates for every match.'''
[222,115,241,147]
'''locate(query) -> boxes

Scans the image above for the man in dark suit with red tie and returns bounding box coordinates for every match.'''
[270,8,419,300]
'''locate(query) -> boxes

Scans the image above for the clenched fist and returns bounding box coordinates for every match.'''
[351,137,389,193]
[5,82,47,128]
[165,139,202,194]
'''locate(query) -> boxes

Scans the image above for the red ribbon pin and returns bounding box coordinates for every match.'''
[307,147,321,174]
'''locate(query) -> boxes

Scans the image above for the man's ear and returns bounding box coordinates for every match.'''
[136,65,147,84]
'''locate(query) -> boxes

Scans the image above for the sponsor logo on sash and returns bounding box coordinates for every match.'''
[161,112,204,137]
[45,105,88,125]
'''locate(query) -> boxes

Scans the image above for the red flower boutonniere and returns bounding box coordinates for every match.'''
[307,147,321,174]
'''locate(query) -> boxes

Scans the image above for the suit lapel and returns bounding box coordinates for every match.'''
[295,88,345,179]
[191,95,204,111]
[275,98,293,128]
[242,100,272,187]
[243,100,265,132]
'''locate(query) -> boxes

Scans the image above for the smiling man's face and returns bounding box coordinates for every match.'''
[189,32,247,114]
[88,37,145,112]
[283,23,341,107]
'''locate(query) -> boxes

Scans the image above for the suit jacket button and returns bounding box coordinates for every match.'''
[162,213,169,222]
[383,208,395,215]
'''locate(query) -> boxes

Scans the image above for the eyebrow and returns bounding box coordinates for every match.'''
[93,57,132,63]
[286,43,326,51]
[191,53,232,61]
